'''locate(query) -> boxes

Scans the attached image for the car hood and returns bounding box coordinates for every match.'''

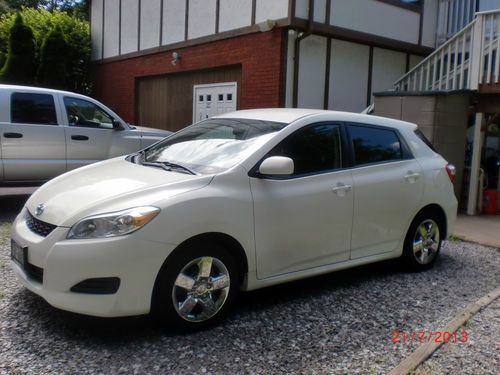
[25,157,213,227]
[133,125,172,137]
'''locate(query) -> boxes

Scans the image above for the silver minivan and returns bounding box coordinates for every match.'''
[0,84,171,184]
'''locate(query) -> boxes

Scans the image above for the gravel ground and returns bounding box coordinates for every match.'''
[0,220,498,375]
[416,299,499,375]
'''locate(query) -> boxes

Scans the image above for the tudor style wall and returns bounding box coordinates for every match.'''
[91,0,440,128]
[94,29,287,128]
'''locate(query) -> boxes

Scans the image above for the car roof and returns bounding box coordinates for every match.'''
[214,108,418,132]
[0,84,87,98]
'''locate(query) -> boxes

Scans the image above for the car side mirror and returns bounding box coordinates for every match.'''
[259,156,294,176]
[112,119,124,130]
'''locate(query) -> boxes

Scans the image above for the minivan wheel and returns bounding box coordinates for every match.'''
[402,213,443,270]
[152,241,239,331]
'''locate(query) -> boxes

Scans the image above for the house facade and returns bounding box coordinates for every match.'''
[90,0,437,131]
[91,0,500,214]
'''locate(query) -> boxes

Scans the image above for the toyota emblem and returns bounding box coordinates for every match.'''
[35,203,45,216]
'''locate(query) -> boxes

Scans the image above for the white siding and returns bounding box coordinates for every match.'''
[410,54,424,70]
[188,0,216,39]
[219,0,252,32]
[140,0,161,50]
[103,0,120,58]
[330,0,420,44]
[371,48,407,98]
[422,0,438,48]
[255,0,288,23]
[121,0,139,55]
[297,35,327,109]
[162,0,186,45]
[314,0,327,23]
[91,0,103,60]
[295,0,309,18]
[329,39,370,112]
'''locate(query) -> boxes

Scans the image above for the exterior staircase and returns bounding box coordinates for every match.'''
[395,9,500,92]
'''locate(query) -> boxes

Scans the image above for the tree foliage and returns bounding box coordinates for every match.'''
[0,13,36,84]
[37,24,69,89]
[0,7,91,92]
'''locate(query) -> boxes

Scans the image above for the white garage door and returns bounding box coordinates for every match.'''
[193,82,237,122]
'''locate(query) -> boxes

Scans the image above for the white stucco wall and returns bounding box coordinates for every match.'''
[255,0,288,23]
[140,0,162,50]
[297,35,327,109]
[329,39,370,112]
[120,0,139,55]
[371,47,407,97]
[188,0,217,39]
[162,0,186,45]
[330,0,420,44]
[219,0,252,32]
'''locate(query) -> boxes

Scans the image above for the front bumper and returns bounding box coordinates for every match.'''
[10,209,176,317]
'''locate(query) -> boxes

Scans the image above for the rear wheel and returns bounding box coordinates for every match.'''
[402,213,443,270]
[152,241,239,331]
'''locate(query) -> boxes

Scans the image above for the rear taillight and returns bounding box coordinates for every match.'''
[445,163,456,183]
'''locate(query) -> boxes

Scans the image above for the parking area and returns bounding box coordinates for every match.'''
[0,214,498,374]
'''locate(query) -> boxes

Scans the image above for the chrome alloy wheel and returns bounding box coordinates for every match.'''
[412,219,440,265]
[171,256,230,322]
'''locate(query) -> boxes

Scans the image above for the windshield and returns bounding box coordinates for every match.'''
[142,118,287,174]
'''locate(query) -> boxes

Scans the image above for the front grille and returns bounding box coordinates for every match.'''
[25,210,57,237]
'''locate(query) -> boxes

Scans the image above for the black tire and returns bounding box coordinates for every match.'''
[151,240,239,331]
[402,211,443,271]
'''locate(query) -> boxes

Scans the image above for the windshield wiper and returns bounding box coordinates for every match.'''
[141,160,197,175]
[159,161,197,175]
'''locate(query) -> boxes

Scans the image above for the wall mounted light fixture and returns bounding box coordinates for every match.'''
[171,52,181,66]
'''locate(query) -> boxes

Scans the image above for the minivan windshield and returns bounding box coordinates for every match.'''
[142,118,287,174]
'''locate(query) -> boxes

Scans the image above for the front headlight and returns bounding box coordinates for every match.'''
[67,206,160,239]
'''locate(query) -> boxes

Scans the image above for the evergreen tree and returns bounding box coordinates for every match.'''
[37,24,69,89]
[0,13,35,84]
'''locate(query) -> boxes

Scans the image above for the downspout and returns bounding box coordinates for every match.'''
[292,0,314,107]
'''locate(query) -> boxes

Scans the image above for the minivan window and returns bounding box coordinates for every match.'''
[350,125,402,166]
[64,97,113,129]
[267,124,342,176]
[11,93,58,125]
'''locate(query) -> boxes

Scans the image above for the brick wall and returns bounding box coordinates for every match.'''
[93,29,287,125]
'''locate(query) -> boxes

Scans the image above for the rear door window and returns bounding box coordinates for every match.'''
[11,92,58,125]
[349,125,403,166]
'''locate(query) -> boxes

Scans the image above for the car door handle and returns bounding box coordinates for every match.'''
[332,184,352,193]
[71,135,89,141]
[3,132,23,138]
[404,172,421,180]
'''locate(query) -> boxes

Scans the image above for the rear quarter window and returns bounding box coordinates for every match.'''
[350,125,404,166]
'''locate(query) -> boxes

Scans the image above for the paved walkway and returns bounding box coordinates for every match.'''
[454,214,500,248]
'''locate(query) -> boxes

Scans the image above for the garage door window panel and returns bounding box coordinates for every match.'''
[64,97,113,129]
[267,124,343,176]
[11,93,58,125]
[349,125,407,166]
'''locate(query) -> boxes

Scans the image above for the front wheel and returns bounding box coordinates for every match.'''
[402,213,443,270]
[152,242,239,331]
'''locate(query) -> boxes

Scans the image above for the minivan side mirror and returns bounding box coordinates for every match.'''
[259,156,294,176]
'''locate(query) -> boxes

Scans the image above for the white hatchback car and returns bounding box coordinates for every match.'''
[11,109,457,330]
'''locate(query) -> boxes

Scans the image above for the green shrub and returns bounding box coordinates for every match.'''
[0,7,90,93]
[0,13,35,84]
[37,25,70,89]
